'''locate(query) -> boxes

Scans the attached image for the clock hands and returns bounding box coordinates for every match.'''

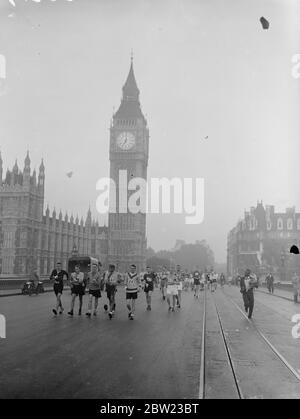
[117,132,134,149]
[122,134,128,148]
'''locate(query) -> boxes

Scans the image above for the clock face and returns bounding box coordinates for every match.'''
[116,131,136,150]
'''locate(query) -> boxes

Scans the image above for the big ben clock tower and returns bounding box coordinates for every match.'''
[108,57,149,272]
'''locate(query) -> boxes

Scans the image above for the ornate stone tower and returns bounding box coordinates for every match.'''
[108,58,149,272]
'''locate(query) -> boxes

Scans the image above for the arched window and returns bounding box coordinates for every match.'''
[277,218,283,230]
[287,218,293,230]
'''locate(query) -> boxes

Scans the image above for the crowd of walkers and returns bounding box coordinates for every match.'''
[48,262,300,321]
[50,262,160,320]
[49,263,229,320]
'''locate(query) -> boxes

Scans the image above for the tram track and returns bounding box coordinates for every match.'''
[199,288,243,399]
[199,286,300,399]
[222,289,300,384]
[198,289,206,399]
[210,292,244,399]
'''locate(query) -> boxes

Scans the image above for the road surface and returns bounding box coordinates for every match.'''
[0,285,299,399]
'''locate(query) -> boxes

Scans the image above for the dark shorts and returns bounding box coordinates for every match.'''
[106,286,116,301]
[126,292,137,300]
[89,289,101,298]
[194,280,200,285]
[71,285,85,296]
[54,285,63,295]
[144,286,153,293]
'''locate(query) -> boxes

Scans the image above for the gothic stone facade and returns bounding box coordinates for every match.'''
[227,202,300,279]
[0,61,148,277]
[0,152,108,277]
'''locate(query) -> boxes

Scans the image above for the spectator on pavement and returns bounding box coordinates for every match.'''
[292,272,300,303]
[266,272,274,294]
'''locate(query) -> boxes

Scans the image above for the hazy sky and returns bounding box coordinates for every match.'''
[0,0,299,262]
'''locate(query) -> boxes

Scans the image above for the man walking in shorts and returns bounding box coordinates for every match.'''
[166,270,178,312]
[210,271,217,292]
[50,262,68,315]
[193,271,201,298]
[68,265,85,316]
[103,264,119,319]
[125,264,140,320]
[86,262,103,317]
[142,266,157,311]
[175,264,183,308]
[160,267,168,300]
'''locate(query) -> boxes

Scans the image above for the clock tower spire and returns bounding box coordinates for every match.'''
[108,58,149,273]
[114,58,146,122]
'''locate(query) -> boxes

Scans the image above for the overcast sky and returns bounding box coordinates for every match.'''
[0,0,299,262]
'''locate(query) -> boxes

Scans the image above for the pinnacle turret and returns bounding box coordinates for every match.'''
[13,159,18,173]
[24,151,30,169]
[39,158,45,172]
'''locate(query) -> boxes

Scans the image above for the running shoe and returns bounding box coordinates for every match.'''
[104,304,108,312]
[59,308,64,315]
[68,311,74,316]
[86,312,91,317]
[108,311,113,320]
[52,309,57,316]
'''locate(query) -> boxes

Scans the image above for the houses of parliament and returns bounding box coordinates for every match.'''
[0,59,148,278]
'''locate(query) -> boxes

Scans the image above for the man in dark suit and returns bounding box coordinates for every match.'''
[240,269,258,319]
[266,272,274,294]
